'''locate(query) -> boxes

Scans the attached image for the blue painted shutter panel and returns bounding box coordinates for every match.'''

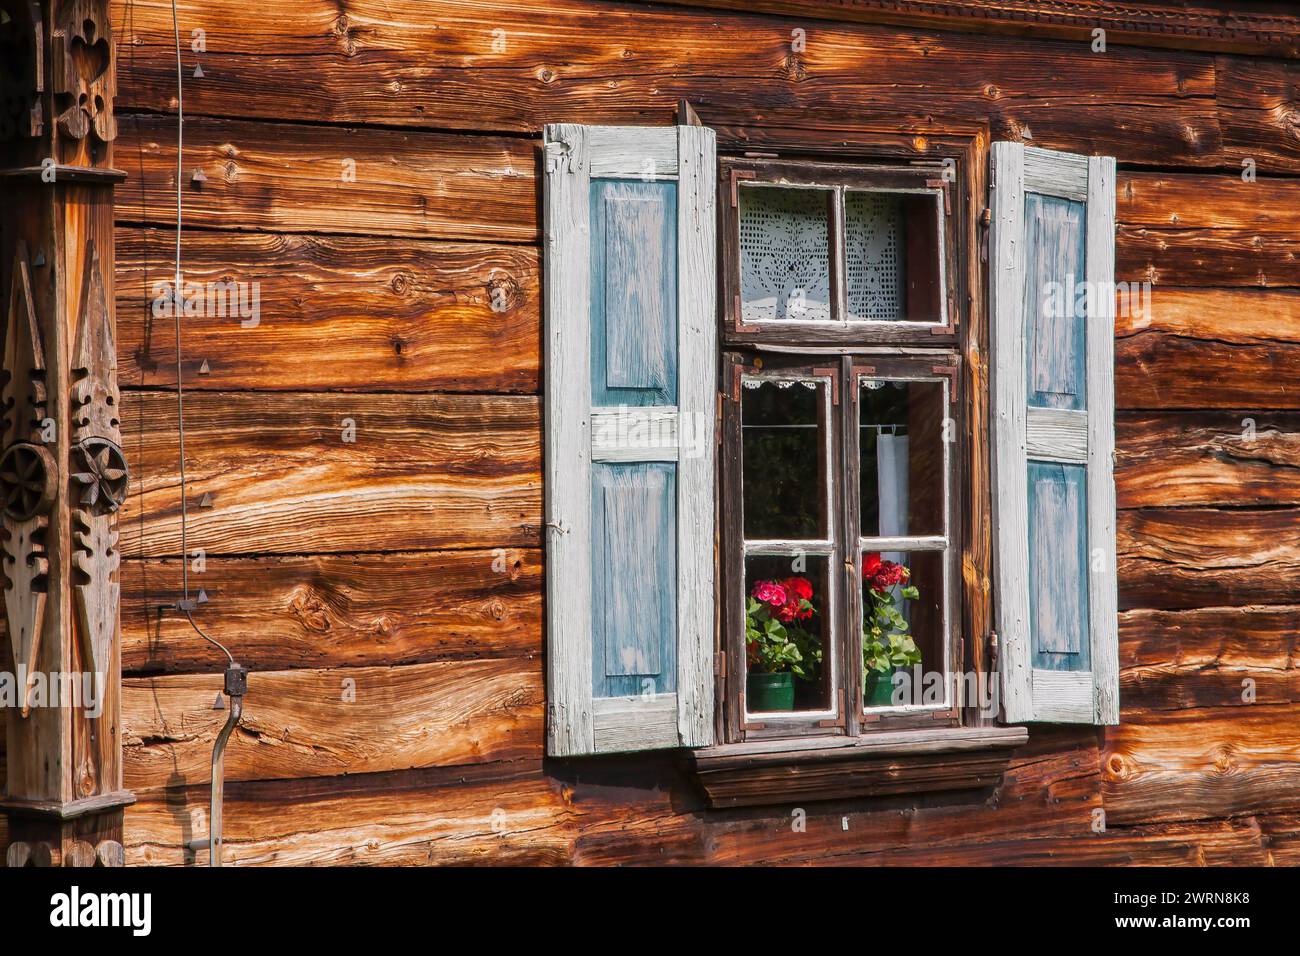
[991,143,1119,725]
[544,125,718,756]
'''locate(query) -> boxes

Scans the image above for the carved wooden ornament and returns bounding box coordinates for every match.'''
[71,238,125,680]
[51,0,116,145]
[1,241,50,716]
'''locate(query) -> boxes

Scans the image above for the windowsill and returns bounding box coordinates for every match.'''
[685,725,1028,808]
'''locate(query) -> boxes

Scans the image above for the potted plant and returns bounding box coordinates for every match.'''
[745,577,820,712]
[861,552,922,707]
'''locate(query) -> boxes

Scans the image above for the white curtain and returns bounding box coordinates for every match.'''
[876,433,912,631]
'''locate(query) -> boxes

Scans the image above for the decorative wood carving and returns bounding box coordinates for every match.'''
[5,840,54,867]
[1,240,50,716]
[51,0,115,145]
[70,238,124,681]
[0,0,44,141]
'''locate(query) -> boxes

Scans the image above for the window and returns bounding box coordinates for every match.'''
[719,156,963,742]
[542,120,1119,775]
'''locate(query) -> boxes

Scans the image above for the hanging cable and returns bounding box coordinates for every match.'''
[170,0,233,666]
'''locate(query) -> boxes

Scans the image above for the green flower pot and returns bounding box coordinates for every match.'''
[747,672,795,712]
[864,667,898,707]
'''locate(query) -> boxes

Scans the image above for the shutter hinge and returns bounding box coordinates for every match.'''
[989,629,1000,675]
[979,206,991,264]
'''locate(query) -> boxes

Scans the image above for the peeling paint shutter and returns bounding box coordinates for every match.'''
[543,124,717,755]
[990,143,1119,725]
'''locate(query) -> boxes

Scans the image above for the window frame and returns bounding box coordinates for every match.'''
[710,121,989,748]
[721,351,964,744]
[720,156,959,347]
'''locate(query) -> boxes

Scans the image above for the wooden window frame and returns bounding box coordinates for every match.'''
[721,157,959,347]
[706,114,990,756]
[721,352,962,744]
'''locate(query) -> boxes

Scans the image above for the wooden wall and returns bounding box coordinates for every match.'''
[5,0,1296,864]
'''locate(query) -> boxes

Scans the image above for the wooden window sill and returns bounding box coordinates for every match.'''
[685,725,1028,808]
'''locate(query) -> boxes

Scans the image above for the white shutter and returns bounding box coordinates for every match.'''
[990,143,1119,725]
[543,124,718,755]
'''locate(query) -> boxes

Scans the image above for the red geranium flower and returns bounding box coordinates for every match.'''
[751,580,788,608]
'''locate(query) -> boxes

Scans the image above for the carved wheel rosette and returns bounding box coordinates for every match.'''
[71,436,129,514]
[0,440,56,522]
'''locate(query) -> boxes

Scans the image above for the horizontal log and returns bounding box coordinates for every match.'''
[1120,606,1300,711]
[117,228,539,393]
[1103,704,1300,825]
[1117,226,1300,287]
[1116,412,1300,507]
[1119,173,1300,231]
[1216,56,1300,170]
[1119,508,1300,609]
[118,390,541,557]
[117,115,537,242]
[122,549,541,674]
[125,762,573,866]
[1117,334,1300,409]
[1259,812,1300,866]
[123,657,543,791]
[109,0,1223,166]
[651,0,1300,59]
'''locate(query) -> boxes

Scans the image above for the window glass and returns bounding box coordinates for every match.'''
[741,377,828,539]
[858,379,947,538]
[739,187,833,322]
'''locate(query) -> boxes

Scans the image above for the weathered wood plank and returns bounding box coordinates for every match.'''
[1117,226,1300,287]
[116,228,539,393]
[1120,606,1300,712]
[116,115,537,242]
[109,0,1221,165]
[123,657,543,791]
[1118,335,1300,409]
[118,390,540,557]
[1217,56,1300,170]
[1119,173,1300,231]
[1117,412,1300,507]
[1119,508,1300,610]
[1103,704,1300,825]
[121,549,541,674]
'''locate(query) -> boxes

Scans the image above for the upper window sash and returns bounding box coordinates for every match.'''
[720,157,958,347]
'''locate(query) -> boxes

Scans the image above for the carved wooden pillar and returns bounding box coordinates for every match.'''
[0,0,130,866]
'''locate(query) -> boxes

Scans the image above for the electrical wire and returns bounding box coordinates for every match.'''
[171,0,233,668]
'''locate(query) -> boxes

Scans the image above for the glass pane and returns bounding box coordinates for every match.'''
[859,379,947,538]
[742,378,827,539]
[739,186,833,322]
[861,549,945,709]
[846,191,942,323]
[745,553,832,714]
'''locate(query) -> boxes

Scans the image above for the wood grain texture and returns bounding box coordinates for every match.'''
[118,390,540,558]
[1117,412,1300,508]
[116,228,539,393]
[1103,704,1300,825]
[542,123,595,756]
[675,124,717,747]
[1119,172,1300,231]
[1119,508,1300,610]
[1115,287,1300,409]
[123,657,543,791]
[1085,154,1119,725]
[1120,606,1300,712]
[109,0,1224,165]
[120,549,541,674]
[115,115,537,242]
